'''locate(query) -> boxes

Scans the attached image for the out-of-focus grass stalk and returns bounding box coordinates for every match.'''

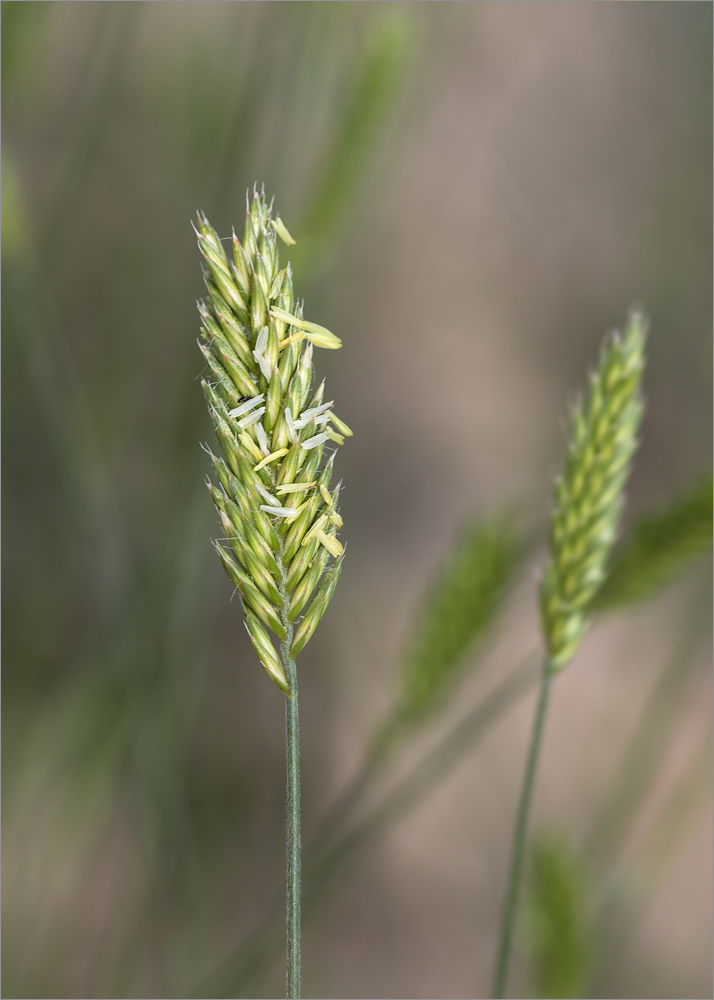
[3,166,129,609]
[4,73,206,998]
[493,313,647,998]
[492,661,554,1000]
[210,5,271,213]
[305,741,383,860]
[305,660,536,908]
[586,578,711,867]
[580,578,711,995]
[43,4,140,259]
[524,834,593,999]
[591,729,711,997]
[630,730,712,886]
[294,9,413,272]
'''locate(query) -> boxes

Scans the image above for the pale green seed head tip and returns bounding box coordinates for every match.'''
[195,189,350,690]
[540,311,647,671]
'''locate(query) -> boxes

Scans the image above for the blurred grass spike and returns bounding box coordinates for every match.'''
[524,835,593,1000]
[494,311,647,998]
[593,472,712,610]
[386,513,523,738]
[540,310,647,671]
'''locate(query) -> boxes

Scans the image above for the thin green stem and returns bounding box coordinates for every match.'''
[283,647,301,999]
[279,568,301,1000]
[492,660,553,999]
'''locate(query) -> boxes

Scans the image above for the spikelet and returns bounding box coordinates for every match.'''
[196,187,351,692]
[540,310,647,672]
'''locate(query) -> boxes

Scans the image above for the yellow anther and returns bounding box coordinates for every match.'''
[317,531,343,558]
[276,482,317,496]
[254,448,289,471]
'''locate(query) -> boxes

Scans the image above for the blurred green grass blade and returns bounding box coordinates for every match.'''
[43,4,141,256]
[1,0,49,87]
[1,153,31,260]
[586,581,710,867]
[394,513,523,730]
[210,6,273,212]
[634,730,712,887]
[594,472,713,610]
[3,172,129,605]
[524,835,593,1000]
[590,731,712,999]
[297,9,414,262]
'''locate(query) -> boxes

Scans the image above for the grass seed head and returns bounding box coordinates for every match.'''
[196,189,349,692]
[540,310,647,671]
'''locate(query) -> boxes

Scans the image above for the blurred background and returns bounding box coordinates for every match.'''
[2,3,712,998]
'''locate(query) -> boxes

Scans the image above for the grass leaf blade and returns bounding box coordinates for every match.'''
[524,835,593,1000]
[395,513,523,728]
[297,9,414,263]
[594,472,713,610]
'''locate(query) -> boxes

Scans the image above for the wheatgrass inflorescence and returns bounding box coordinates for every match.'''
[539,309,647,671]
[195,188,351,692]
[195,187,351,999]
[493,311,647,999]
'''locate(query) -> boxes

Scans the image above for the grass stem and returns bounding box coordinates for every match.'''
[283,645,301,999]
[492,660,553,999]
